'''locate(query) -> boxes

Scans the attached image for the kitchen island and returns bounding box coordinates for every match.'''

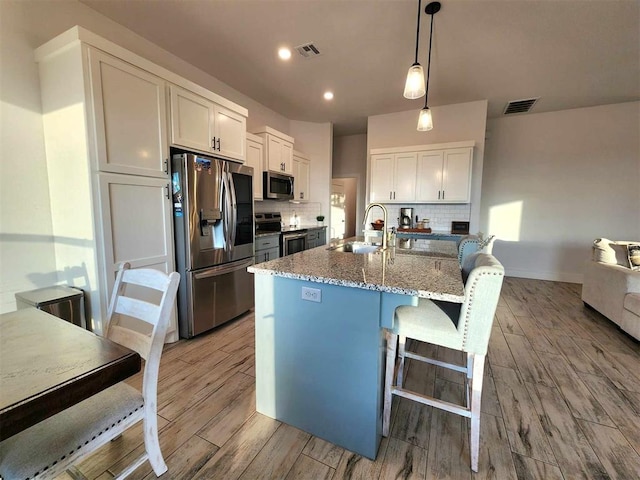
[248,238,464,459]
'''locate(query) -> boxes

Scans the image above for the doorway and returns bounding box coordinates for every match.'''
[331,177,357,241]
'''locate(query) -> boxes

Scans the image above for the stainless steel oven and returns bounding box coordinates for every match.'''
[281,231,307,256]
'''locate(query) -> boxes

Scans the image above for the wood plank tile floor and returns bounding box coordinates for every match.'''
[61,277,640,480]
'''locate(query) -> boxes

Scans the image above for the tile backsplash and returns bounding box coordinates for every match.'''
[255,200,323,226]
[255,200,469,232]
[376,203,471,232]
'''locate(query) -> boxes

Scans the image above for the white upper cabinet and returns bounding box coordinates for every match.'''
[370,152,417,202]
[371,141,474,204]
[246,133,264,200]
[214,105,246,161]
[416,147,472,202]
[253,127,294,174]
[292,151,310,202]
[416,151,444,201]
[89,48,168,178]
[370,154,394,202]
[170,85,246,162]
[442,148,473,202]
[169,85,213,153]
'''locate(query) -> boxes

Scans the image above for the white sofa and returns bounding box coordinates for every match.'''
[581,239,640,340]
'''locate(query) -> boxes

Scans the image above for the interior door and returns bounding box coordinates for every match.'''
[331,180,346,241]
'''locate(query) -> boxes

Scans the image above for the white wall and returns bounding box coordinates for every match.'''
[0,0,292,312]
[290,121,333,238]
[367,100,488,232]
[333,134,367,231]
[482,102,640,282]
[0,1,58,312]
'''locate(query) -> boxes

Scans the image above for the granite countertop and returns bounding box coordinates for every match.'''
[257,225,327,237]
[396,230,465,236]
[248,236,464,302]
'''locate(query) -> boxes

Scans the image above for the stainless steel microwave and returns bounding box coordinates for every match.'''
[263,171,294,200]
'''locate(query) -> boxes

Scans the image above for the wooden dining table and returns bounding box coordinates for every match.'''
[0,308,141,441]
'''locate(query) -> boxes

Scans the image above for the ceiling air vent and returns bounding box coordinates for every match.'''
[503,97,539,115]
[295,42,322,58]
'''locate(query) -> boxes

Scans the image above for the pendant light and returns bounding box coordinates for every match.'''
[403,0,425,99]
[417,1,441,131]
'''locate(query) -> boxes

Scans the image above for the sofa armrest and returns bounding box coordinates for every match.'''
[582,261,640,326]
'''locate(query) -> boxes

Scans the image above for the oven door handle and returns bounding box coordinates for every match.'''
[283,232,307,241]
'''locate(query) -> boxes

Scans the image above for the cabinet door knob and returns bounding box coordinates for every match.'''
[212,137,216,149]
[217,138,221,151]
[164,158,169,175]
[165,184,170,199]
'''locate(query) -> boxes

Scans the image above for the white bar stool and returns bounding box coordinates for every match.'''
[382,253,504,472]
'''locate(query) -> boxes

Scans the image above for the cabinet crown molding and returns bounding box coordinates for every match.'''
[246,132,264,144]
[253,126,295,144]
[293,150,309,160]
[370,140,475,156]
[35,25,248,117]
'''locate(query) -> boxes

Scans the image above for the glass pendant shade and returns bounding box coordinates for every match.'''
[417,106,433,131]
[403,63,426,99]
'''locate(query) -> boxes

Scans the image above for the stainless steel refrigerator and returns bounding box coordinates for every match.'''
[171,151,254,338]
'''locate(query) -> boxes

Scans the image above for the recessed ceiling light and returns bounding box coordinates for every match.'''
[323,91,334,101]
[278,47,292,60]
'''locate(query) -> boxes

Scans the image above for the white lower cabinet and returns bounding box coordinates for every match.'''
[98,173,177,339]
[371,142,474,204]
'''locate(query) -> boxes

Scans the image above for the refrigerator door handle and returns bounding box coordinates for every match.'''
[228,172,238,249]
[223,171,235,253]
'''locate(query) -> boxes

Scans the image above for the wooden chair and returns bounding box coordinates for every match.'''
[0,263,180,479]
[382,253,504,472]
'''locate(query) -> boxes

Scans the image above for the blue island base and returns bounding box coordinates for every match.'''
[254,274,416,459]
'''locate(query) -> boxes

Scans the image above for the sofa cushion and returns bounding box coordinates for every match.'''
[593,238,630,267]
[628,244,640,271]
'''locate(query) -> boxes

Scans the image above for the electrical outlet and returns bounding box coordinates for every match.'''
[301,286,321,303]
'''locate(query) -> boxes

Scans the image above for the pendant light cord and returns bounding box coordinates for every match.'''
[413,0,422,64]
[424,10,435,107]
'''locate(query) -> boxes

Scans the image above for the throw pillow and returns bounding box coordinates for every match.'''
[612,243,632,267]
[628,244,640,271]
[592,238,616,264]
[592,238,630,267]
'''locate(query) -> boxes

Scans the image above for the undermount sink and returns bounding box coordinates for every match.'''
[333,241,381,254]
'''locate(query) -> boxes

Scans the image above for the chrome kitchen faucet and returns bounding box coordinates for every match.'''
[363,203,388,251]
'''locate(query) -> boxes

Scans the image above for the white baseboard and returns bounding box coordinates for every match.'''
[505,268,583,284]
